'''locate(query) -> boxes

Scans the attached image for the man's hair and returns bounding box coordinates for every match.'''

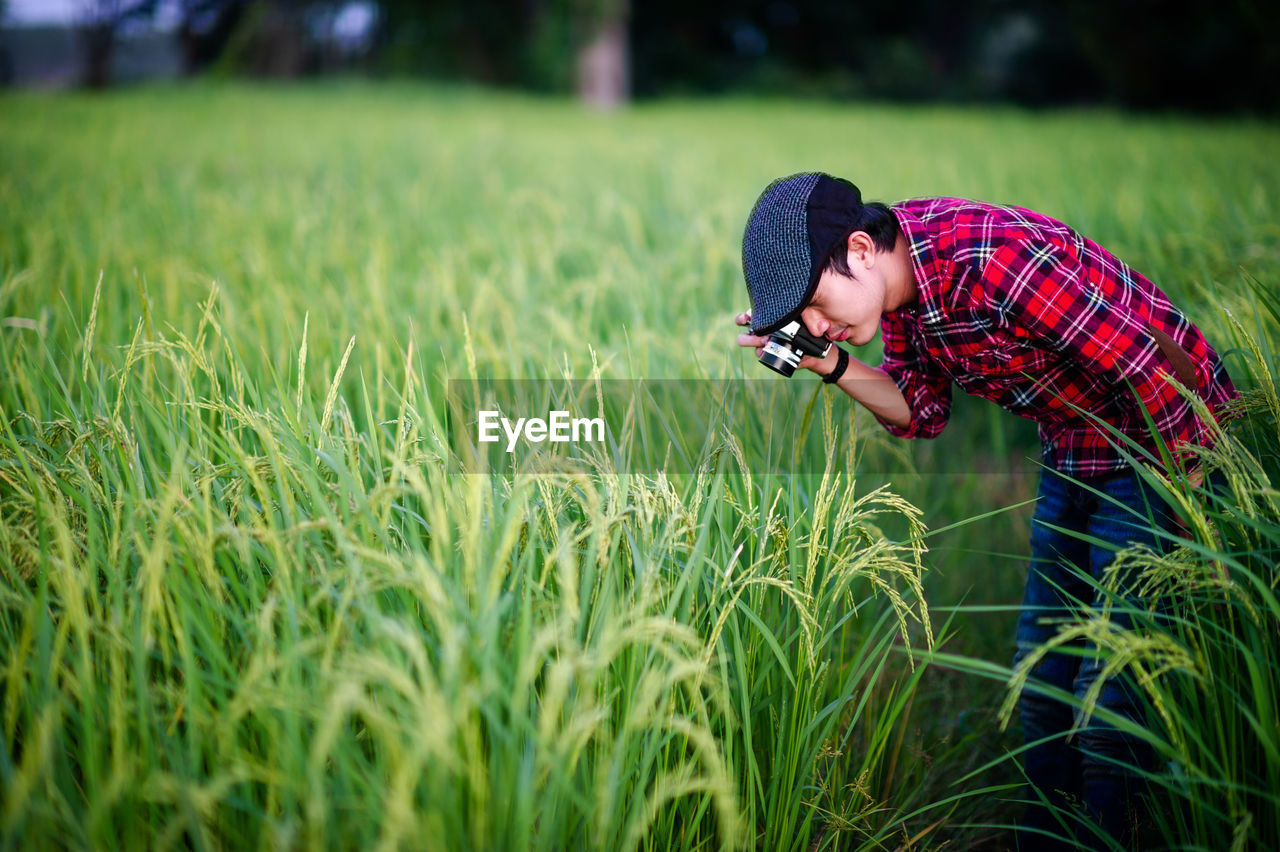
[821,202,900,278]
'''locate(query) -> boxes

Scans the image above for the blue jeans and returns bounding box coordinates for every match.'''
[1012,465,1182,851]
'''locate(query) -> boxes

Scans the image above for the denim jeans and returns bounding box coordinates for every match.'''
[1012,465,1183,852]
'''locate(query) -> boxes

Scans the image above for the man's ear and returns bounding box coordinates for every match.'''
[846,231,876,268]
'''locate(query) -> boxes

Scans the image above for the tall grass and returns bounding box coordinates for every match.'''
[0,277,944,848]
[2,83,1278,849]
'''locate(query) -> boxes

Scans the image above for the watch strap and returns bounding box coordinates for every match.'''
[822,347,849,384]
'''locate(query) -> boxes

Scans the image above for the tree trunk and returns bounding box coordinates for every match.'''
[80,22,115,88]
[576,3,629,109]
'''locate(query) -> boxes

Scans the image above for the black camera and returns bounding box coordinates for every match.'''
[758,320,831,377]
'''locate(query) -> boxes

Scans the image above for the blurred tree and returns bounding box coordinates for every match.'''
[111,0,1276,112]
[376,0,629,105]
[574,0,629,107]
[625,0,1279,111]
[629,0,980,99]
[1055,0,1280,111]
[238,0,308,76]
[991,3,1100,106]
[77,0,159,88]
[376,0,538,83]
[176,0,250,75]
[0,0,11,87]
[183,0,374,79]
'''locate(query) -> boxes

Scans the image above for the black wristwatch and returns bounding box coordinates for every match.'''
[822,348,849,384]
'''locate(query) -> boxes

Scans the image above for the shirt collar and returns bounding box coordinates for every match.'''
[891,203,945,326]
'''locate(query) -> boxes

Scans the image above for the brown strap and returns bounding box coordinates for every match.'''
[1148,325,1200,390]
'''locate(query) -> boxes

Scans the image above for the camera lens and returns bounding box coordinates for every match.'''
[759,339,801,376]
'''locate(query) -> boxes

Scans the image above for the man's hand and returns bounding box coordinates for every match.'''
[1168,466,1207,535]
[1164,466,1231,590]
[734,310,837,376]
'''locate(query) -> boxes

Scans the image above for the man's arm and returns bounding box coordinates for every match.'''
[809,347,911,427]
[873,311,953,438]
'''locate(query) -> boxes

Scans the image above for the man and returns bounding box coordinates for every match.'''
[734,172,1237,850]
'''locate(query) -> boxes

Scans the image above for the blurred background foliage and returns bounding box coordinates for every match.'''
[2,0,1279,112]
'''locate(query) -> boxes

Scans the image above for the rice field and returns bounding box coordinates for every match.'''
[1,82,1278,850]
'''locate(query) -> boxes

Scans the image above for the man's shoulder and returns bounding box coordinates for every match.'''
[895,197,1078,272]
[895,196,1069,238]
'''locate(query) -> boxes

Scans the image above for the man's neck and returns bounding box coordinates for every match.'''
[884,237,918,311]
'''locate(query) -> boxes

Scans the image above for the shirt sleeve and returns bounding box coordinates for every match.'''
[982,239,1201,460]
[877,314,953,439]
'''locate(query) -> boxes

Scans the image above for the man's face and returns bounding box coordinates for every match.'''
[798,255,887,347]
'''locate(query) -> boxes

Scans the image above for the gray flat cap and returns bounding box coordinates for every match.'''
[741,172,864,334]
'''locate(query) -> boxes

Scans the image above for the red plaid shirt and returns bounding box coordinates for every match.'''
[878,197,1237,477]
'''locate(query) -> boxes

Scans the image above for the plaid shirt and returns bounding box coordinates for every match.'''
[877,197,1237,477]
